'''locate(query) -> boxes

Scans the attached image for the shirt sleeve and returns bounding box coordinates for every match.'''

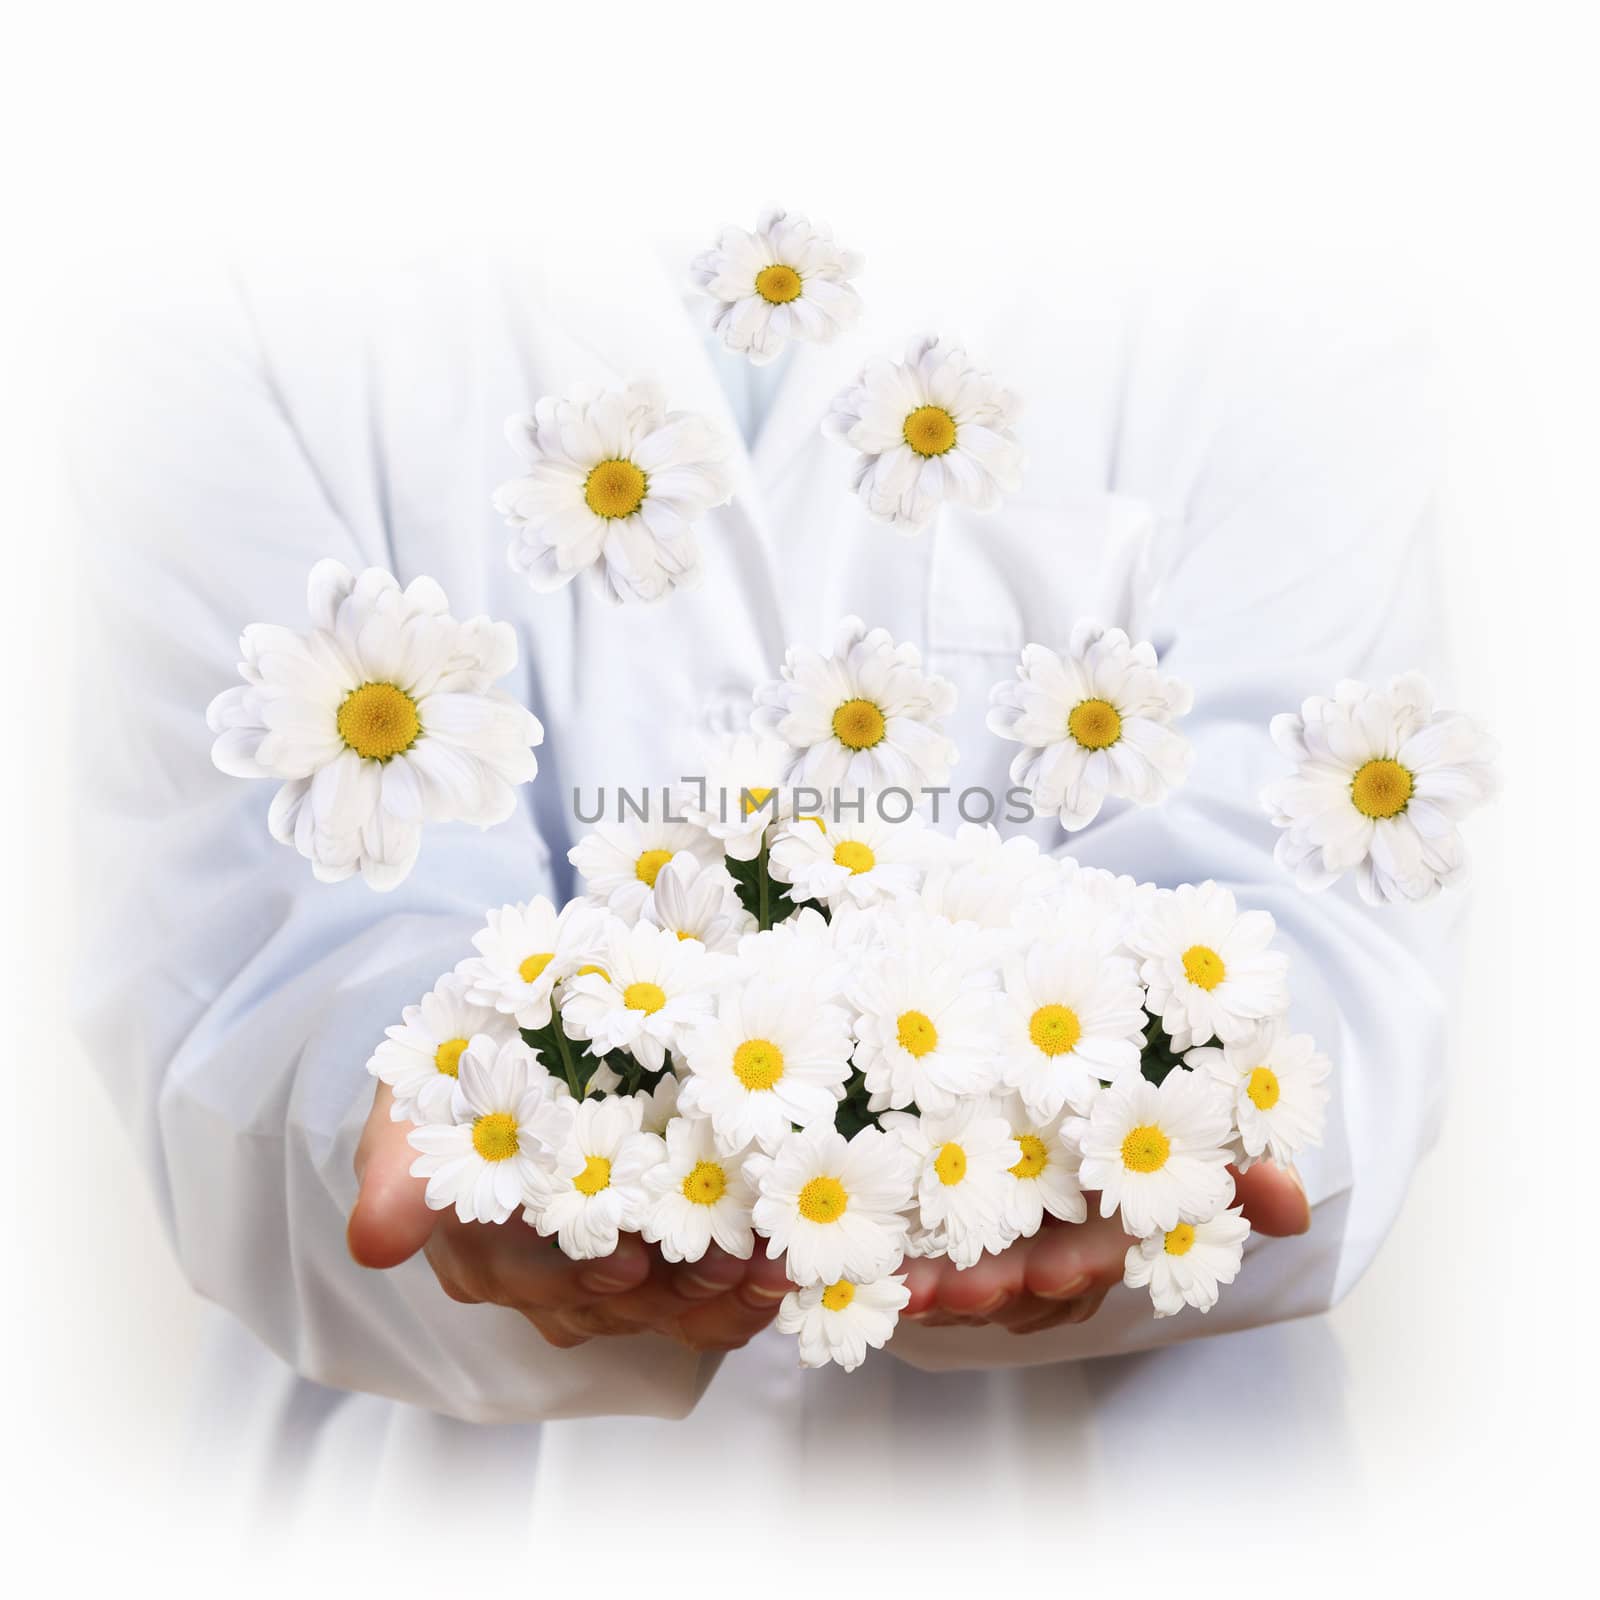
[892,287,1463,1371]
[69,267,715,1422]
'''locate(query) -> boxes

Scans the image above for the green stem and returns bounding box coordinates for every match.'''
[551,1019,583,1099]
[758,841,771,931]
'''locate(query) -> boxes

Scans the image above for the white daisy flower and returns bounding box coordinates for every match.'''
[735,906,850,1002]
[524,1095,664,1259]
[641,1114,757,1263]
[823,334,1023,534]
[457,896,610,1031]
[751,616,958,795]
[996,930,1147,1120]
[915,822,1062,934]
[846,912,1000,1115]
[887,1103,1020,1270]
[558,920,730,1072]
[1187,1018,1331,1170]
[1262,673,1499,905]
[1070,1069,1236,1237]
[988,623,1194,831]
[690,208,864,366]
[995,1093,1087,1238]
[493,381,734,605]
[1124,1206,1251,1318]
[367,972,522,1124]
[406,1036,574,1225]
[207,560,543,890]
[767,810,927,913]
[630,1069,683,1136]
[639,851,756,953]
[678,976,854,1153]
[1131,881,1291,1051]
[747,1124,916,1286]
[775,1274,910,1373]
[678,731,796,861]
[568,819,723,921]
[1043,857,1160,951]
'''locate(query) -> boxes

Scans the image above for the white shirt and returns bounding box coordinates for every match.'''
[69,239,1459,1514]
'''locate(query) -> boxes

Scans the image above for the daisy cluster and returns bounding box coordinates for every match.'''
[367,619,1338,1372]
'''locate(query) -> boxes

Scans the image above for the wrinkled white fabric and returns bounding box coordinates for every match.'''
[71,241,1458,1511]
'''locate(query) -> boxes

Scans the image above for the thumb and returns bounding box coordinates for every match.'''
[347,1084,438,1269]
[1230,1160,1311,1237]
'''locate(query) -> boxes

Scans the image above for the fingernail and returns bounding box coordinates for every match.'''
[745,1281,790,1303]
[580,1269,634,1293]
[1039,1273,1090,1301]
[679,1270,738,1299]
[971,1291,1009,1317]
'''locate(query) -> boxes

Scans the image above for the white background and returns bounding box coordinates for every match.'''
[8,2,1596,1589]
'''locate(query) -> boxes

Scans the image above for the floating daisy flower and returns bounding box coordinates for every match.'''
[751,616,958,795]
[569,819,723,922]
[776,1274,911,1372]
[996,930,1147,1120]
[678,731,796,861]
[641,1114,757,1263]
[678,976,854,1152]
[767,810,927,913]
[747,1124,916,1286]
[406,1036,574,1225]
[367,972,522,1124]
[846,913,1000,1115]
[493,381,734,605]
[823,334,1023,533]
[1262,673,1499,905]
[524,1095,664,1259]
[207,560,544,890]
[559,920,731,1072]
[995,1093,1087,1238]
[1124,1205,1251,1318]
[987,623,1194,832]
[887,1103,1020,1270]
[1130,881,1291,1051]
[1187,1018,1331,1170]
[457,896,609,1031]
[639,851,756,953]
[1070,1069,1235,1237]
[690,208,864,365]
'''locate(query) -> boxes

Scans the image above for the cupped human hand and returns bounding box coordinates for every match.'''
[900,1161,1310,1334]
[348,1084,790,1352]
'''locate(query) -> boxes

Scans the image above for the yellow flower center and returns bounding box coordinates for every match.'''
[934,1141,968,1186]
[1010,1133,1049,1180]
[732,1037,786,1091]
[833,840,877,875]
[635,848,673,887]
[1247,1066,1281,1111]
[1182,944,1227,991]
[1067,697,1122,750]
[433,1037,468,1078]
[575,964,609,981]
[1028,1003,1081,1057]
[831,698,887,750]
[573,1154,612,1195]
[1164,1223,1196,1256]
[682,1160,727,1206]
[624,981,667,1013]
[903,403,958,457]
[519,951,555,984]
[797,1175,849,1224]
[336,682,420,761]
[471,1112,520,1163]
[1351,758,1414,819]
[821,1279,856,1311]
[896,1009,939,1058]
[583,457,647,520]
[754,263,803,303]
[740,786,774,817]
[1121,1124,1171,1173]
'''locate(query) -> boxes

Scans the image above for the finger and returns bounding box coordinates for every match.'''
[524,1308,594,1349]
[668,1244,751,1303]
[1021,1211,1128,1301]
[901,1258,944,1318]
[461,1226,652,1313]
[347,1086,437,1270]
[1003,1287,1111,1337]
[934,1245,1026,1318]
[671,1288,783,1352]
[733,1250,794,1314]
[1232,1161,1310,1237]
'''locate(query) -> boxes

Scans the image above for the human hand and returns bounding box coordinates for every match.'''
[347,1084,791,1352]
[899,1161,1310,1334]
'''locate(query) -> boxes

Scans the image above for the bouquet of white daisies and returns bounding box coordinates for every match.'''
[207,208,1500,1371]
